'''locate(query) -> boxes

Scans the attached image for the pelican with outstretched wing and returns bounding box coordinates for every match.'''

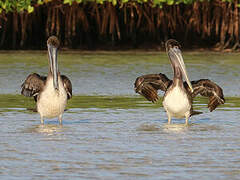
[134,39,225,124]
[21,36,72,124]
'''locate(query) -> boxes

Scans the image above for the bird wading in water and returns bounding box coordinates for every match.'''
[134,39,225,124]
[21,36,72,124]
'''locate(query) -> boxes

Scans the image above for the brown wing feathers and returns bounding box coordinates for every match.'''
[61,75,72,99]
[21,73,46,98]
[134,73,172,103]
[21,73,72,100]
[138,83,159,103]
[135,74,225,111]
[190,79,225,111]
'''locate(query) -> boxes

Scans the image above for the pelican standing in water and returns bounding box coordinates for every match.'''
[134,39,225,124]
[21,36,72,124]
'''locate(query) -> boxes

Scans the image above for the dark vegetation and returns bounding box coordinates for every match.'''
[0,0,239,50]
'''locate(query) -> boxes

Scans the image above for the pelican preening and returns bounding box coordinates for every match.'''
[134,39,225,124]
[21,36,72,124]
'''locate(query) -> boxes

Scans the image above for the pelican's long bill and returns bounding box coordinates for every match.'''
[168,47,193,92]
[48,44,59,90]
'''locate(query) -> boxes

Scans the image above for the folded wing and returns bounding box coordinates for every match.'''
[185,79,225,111]
[134,73,172,103]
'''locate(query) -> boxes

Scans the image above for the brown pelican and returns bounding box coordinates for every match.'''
[134,39,225,124]
[21,36,72,124]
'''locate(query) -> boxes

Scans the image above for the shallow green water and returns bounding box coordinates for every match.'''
[0,51,240,179]
[0,94,239,110]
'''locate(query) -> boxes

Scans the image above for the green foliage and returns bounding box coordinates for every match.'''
[0,0,33,13]
[0,0,238,13]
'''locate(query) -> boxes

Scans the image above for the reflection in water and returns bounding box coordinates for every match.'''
[23,124,66,136]
[162,122,221,133]
[162,123,190,133]
[137,123,160,131]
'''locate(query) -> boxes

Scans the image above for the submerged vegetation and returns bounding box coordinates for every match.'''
[0,94,236,110]
[0,0,239,50]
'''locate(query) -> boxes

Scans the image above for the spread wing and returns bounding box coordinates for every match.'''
[134,73,172,103]
[61,75,72,99]
[185,79,225,111]
[21,73,46,101]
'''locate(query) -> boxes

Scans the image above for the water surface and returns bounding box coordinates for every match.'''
[0,51,239,179]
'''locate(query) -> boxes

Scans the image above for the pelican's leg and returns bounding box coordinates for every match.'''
[185,117,189,125]
[167,112,172,124]
[58,114,63,125]
[40,116,44,124]
[185,112,190,125]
